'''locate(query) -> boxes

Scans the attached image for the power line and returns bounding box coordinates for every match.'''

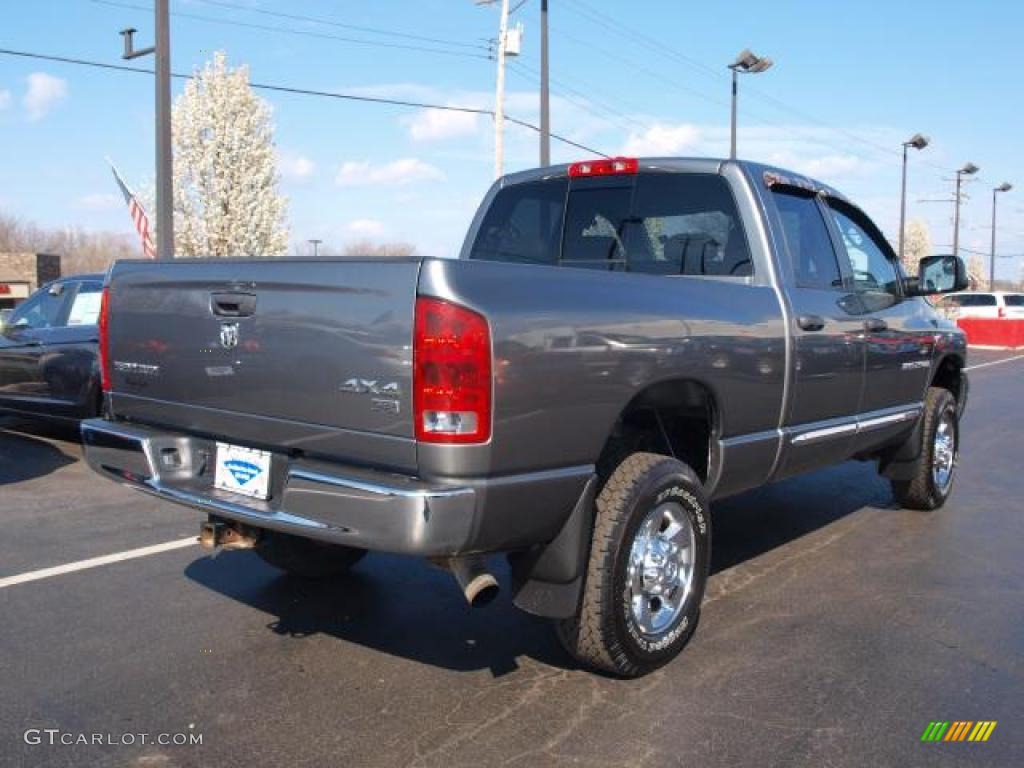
[90,0,492,61]
[557,0,960,183]
[182,0,491,52]
[0,47,608,158]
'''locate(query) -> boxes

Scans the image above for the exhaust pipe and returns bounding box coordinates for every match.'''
[448,555,500,607]
[199,518,258,551]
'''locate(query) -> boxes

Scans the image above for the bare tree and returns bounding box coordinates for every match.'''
[342,240,418,257]
[0,210,141,275]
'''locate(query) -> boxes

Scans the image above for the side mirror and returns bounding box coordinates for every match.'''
[906,254,969,296]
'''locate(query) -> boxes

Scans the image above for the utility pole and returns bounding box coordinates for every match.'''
[540,0,550,167]
[120,0,173,260]
[952,162,979,259]
[494,0,510,179]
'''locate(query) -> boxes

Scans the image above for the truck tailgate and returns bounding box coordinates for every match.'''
[106,258,420,469]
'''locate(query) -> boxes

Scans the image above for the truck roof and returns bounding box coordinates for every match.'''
[501,157,850,206]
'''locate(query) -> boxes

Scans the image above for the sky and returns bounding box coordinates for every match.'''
[1,0,1022,279]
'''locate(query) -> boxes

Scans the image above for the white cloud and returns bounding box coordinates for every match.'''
[0,90,11,111]
[278,150,315,180]
[23,73,68,121]
[407,108,481,142]
[621,123,701,156]
[345,218,386,237]
[336,158,444,187]
[75,193,121,212]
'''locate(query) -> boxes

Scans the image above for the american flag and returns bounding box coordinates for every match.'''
[109,162,157,259]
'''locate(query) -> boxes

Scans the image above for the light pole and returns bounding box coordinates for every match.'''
[308,239,323,257]
[952,162,979,259]
[898,133,929,265]
[728,49,772,161]
[989,182,1013,290]
[119,0,173,260]
[540,0,550,167]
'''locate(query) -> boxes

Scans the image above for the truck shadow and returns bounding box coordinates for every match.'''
[184,460,894,677]
[0,418,78,485]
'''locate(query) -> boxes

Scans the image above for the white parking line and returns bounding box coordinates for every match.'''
[0,537,197,590]
[965,353,1024,371]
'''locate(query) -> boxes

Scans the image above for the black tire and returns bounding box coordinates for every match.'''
[556,452,711,678]
[891,386,959,511]
[255,530,366,579]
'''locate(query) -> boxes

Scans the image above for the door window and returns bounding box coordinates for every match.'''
[772,190,843,289]
[826,203,901,298]
[67,282,103,326]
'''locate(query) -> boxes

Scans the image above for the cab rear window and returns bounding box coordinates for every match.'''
[469,172,753,277]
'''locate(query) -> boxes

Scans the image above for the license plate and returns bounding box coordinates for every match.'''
[214,442,272,500]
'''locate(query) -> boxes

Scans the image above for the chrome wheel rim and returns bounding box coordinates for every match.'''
[932,412,956,493]
[627,502,695,638]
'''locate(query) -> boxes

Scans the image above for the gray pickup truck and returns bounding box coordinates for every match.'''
[81,157,969,677]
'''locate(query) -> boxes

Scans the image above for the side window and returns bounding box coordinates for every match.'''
[469,179,567,266]
[562,185,632,270]
[827,203,901,297]
[67,281,103,326]
[1004,295,1024,307]
[6,285,68,330]
[772,190,843,289]
[626,173,753,277]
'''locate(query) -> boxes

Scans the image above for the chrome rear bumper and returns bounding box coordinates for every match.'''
[80,419,592,556]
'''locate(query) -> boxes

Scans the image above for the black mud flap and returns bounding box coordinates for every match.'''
[509,475,597,619]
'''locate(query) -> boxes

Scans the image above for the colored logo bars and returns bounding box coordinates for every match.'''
[921,721,997,743]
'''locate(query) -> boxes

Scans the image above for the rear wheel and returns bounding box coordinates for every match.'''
[556,452,711,678]
[255,531,366,579]
[891,386,959,510]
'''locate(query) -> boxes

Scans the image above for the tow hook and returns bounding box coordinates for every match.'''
[199,518,258,551]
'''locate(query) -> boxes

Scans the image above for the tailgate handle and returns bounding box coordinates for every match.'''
[210,292,257,318]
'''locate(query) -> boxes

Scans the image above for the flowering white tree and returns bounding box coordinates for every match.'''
[901,219,932,275]
[171,52,288,257]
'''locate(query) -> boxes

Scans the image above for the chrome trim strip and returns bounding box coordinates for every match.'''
[791,422,858,445]
[790,405,922,446]
[858,408,921,432]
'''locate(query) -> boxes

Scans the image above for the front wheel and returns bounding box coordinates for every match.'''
[556,452,711,678]
[891,386,959,510]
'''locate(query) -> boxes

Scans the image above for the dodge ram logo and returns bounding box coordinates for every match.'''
[219,322,239,350]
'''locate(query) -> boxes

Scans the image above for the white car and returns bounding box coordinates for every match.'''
[935,291,1024,320]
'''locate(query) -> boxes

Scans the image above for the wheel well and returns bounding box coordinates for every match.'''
[931,355,963,403]
[595,379,716,485]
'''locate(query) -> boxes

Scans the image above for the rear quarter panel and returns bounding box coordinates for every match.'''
[417,258,787,488]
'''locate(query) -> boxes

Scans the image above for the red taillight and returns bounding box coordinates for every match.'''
[98,286,111,392]
[413,296,492,444]
[568,156,639,178]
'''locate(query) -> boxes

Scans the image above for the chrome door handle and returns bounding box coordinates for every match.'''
[863,318,888,333]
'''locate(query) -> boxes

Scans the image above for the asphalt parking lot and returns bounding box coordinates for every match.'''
[2,351,1022,768]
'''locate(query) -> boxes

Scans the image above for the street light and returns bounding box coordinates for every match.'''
[952,162,979,259]
[989,182,1013,290]
[728,49,773,160]
[898,133,929,264]
[308,239,323,257]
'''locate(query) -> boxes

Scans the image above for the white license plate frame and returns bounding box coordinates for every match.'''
[213,442,272,500]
